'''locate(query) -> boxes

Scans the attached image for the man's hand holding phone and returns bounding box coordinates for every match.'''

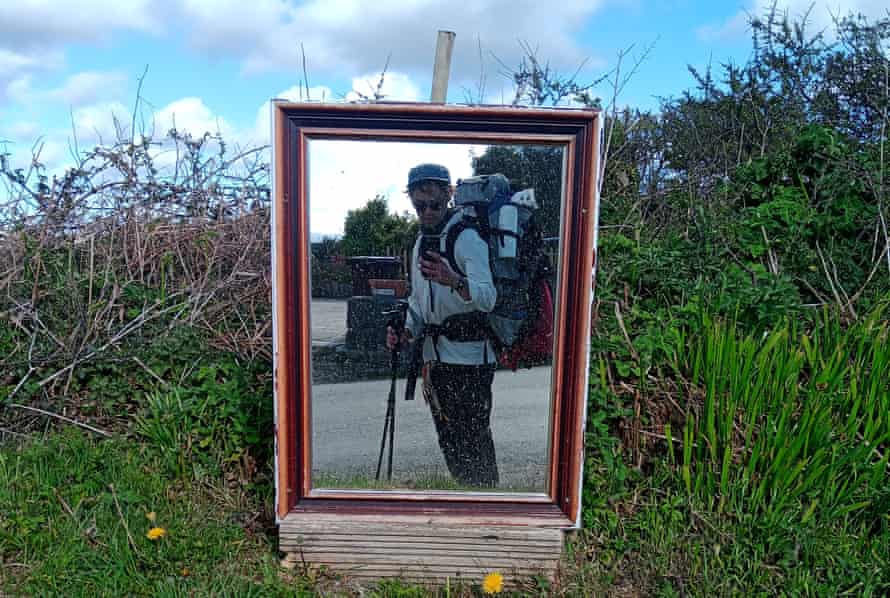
[419,251,460,288]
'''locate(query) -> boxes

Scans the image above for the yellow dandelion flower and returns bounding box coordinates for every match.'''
[146,527,167,540]
[146,511,157,522]
[482,571,504,594]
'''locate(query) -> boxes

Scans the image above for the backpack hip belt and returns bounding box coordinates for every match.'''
[423,312,490,344]
[423,312,492,364]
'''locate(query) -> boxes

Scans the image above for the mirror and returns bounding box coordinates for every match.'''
[307,138,566,494]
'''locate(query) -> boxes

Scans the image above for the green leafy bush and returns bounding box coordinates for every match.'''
[134,356,272,479]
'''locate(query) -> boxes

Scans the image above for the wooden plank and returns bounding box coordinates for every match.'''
[280,528,561,541]
[281,541,560,554]
[280,539,557,548]
[288,552,557,566]
[281,516,567,535]
[283,546,558,558]
[280,524,561,543]
[293,547,558,560]
[281,541,559,551]
[281,552,556,567]
[280,535,558,546]
[283,540,559,553]
[280,500,565,585]
[282,528,561,539]
[299,561,559,573]
[299,556,558,569]
[297,564,558,577]
[280,536,560,550]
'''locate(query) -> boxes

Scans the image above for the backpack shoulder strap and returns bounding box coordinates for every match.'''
[443,217,478,278]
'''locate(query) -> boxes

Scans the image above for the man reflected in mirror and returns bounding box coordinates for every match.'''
[386,163,499,487]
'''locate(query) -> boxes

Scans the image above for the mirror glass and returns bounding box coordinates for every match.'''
[308,138,566,494]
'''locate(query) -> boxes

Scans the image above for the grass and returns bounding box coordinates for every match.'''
[673,307,890,531]
[566,458,890,596]
[0,431,508,597]
[2,422,889,596]
[575,301,890,596]
[0,429,311,597]
[3,303,890,596]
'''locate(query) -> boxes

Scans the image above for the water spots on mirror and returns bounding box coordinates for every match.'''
[307,139,565,494]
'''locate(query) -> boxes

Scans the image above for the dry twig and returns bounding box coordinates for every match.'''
[6,403,111,438]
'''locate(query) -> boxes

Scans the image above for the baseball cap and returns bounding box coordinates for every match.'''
[407,163,451,190]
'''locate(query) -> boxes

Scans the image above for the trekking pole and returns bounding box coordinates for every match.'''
[376,302,407,481]
[375,340,399,481]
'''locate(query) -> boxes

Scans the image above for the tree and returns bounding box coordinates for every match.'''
[339,195,417,257]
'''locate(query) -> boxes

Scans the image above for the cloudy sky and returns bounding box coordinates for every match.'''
[1,0,886,233]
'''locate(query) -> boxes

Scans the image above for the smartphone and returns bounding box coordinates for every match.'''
[419,235,440,278]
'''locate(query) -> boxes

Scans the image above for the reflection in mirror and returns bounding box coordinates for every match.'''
[308,139,565,494]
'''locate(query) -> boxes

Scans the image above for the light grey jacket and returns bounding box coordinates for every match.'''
[405,211,497,365]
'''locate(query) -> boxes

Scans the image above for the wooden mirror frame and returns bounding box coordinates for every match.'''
[272,102,600,533]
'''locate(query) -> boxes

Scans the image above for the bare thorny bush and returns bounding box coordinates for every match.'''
[0,42,612,441]
[3,9,885,445]
[0,121,272,438]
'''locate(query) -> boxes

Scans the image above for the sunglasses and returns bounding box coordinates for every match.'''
[412,200,444,212]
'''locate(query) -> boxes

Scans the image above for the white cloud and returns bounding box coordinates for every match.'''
[30,137,69,169]
[273,84,335,103]
[250,84,336,146]
[4,70,128,108]
[348,71,422,102]
[148,97,253,175]
[700,0,890,43]
[3,1,608,114]
[49,71,127,107]
[0,46,56,103]
[2,93,258,191]
[180,0,606,98]
[249,72,420,148]
[154,97,235,139]
[5,76,34,105]
[1,120,40,141]
[0,1,162,107]
[0,1,161,50]
[181,0,293,59]
[0,48,43,77]
[71,101,132,145]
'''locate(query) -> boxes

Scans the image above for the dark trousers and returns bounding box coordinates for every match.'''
[428,363,499,487]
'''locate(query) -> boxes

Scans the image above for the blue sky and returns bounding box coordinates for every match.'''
[0,0,885,215]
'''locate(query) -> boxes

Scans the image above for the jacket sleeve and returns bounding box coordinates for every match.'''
[405,237,424,338]
[454,228,497,312]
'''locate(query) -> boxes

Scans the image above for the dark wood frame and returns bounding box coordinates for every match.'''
[273,102,600,529]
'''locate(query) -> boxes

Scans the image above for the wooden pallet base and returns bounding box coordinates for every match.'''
[279,512,566,587]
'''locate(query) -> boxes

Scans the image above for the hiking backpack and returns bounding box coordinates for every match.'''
[443,173,554,370]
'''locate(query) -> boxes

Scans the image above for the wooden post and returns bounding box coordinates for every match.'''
[430,30,456,103]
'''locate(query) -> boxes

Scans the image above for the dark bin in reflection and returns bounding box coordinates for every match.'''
[345,295,402,353]
[346,256,402,297]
